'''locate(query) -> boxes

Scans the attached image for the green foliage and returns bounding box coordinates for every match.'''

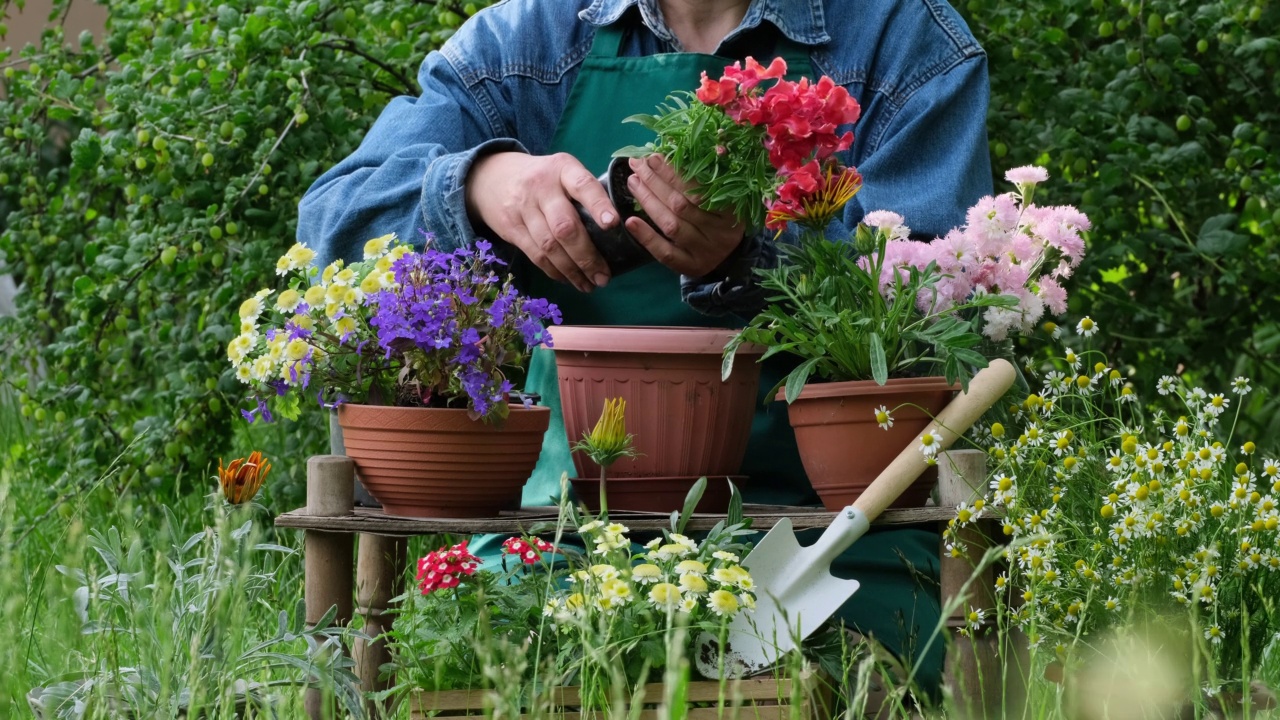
[0,0,484,500]
[726,225,1010,401]
[616,94,775,231]
[965,0,1280,442]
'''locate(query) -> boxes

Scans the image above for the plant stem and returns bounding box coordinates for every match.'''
[598,465,609,520]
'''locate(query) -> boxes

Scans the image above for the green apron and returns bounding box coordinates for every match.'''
[485,22,943,692]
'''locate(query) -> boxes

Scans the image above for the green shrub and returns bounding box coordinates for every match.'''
[964,0,1280,440]
[0,0,483,499]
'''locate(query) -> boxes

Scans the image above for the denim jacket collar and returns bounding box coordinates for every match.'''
[579,0,831,46]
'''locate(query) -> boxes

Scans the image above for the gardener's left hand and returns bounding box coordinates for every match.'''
[625,155,745,277]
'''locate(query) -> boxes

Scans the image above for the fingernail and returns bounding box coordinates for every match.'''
[628,158,639,171]
[594,273,610,288]
[601,211,615,225]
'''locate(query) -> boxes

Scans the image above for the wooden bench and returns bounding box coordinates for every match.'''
[278,449,998,718]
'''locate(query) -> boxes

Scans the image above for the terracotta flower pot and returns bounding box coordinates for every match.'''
[782,376,957,510]
[551,326,765,482]
[336,403,550,518]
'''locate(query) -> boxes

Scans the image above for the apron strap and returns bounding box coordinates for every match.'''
[587,23,628,59]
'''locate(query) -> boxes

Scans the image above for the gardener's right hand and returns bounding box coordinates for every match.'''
[465,151,616,293]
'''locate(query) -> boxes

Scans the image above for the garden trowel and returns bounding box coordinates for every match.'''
[694,359,1016,679]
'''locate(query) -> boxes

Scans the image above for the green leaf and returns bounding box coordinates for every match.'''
[676,477,707,534]
[1197,213,1246,256]
[783,357,820,404]
[869,332,887,386]
[70,129,102,170]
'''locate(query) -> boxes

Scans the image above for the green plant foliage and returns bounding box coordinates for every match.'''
[963,0,1280,442]
[0,0,487,498]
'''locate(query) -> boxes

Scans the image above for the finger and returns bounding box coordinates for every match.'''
[629,158,719,238]
[626,215,692,274]
[505,219,569,285]
[542,194,611,288]
[522,208,594,293]
[645,154,700,199]
[558,153,618,229]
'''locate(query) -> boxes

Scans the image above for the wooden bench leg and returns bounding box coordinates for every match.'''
[304,456,355,720]
[355,533,408,718]
[936,449,1000,719]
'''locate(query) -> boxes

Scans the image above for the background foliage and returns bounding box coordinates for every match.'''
[1,0,1278,515]
[0,0,482,510]
[961,0,1280,439]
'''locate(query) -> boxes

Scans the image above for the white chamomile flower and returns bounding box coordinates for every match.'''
[874,405,894,431]
[1232,377,1252,395]
[1076,316,1097,337]
[919,429,939,458]
[1156,376,1177,396]
[1204,625,1223,644]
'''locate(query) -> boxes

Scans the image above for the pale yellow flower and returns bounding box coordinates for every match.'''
[276,288,302,313]
[334,316,357,338]
[648,583,681,607]
[631,564,661,584]
[708,589,740,616]
[675,560,707,576]
[679,573,708,595]
[363,233,395,259]
[304,285,326,307]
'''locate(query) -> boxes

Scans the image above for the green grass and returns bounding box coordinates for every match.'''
[0,390,363,719]
[3,379,1278,719]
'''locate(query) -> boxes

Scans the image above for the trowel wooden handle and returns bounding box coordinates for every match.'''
[852,359,1016,523]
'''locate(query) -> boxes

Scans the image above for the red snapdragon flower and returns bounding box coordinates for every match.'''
[417,540,481,595]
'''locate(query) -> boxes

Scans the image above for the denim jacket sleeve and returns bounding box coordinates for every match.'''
[681,51,993,319]
[296,10,559,267]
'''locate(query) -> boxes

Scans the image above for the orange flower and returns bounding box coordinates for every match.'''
[218,451,271,504]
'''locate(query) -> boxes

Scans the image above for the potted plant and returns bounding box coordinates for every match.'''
[724,167,1090,510]
[552,57,860,489]
[387,453,828,717]
[228,233,561,517]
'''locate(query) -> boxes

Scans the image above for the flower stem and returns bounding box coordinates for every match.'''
[598,465,609,520]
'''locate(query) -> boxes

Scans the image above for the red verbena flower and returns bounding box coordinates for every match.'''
[417,540,481,595]
[502,536,550,565]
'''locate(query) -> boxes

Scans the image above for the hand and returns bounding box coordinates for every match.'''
[624,155,745,277]
[465,151,617,293]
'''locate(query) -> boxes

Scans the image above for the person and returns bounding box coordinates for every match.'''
[298,0,993,696]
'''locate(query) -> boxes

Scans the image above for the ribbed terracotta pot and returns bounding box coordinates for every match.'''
[550,326,765,480]
[336,403,550,518]
[782,376,957,510]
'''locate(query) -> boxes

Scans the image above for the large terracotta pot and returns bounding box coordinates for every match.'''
[551,326,765,481]
[336,403,550,518]
[782,376,957,510]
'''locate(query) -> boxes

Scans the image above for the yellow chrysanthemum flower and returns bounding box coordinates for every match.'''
[679,573,709,595]
[276,288,302,313]
[675,560,707,576]
[285,243,316,268]
[238,296,265,321]
[363,233,395,260]
[631,564,661,584]
[708,589,740,616]
[321,261,342,285]
[648,582,681,607]
[285,339,309,361]
[360,273,382,295]
[304,285,326,307]
[334,316,357,338]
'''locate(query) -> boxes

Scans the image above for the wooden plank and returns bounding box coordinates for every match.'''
[276,504,970,536]
[409,678,817,719]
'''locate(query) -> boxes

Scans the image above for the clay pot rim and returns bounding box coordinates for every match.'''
[337,402,551,429]
[548,325,765,355]
[778,375,959,402]
[570,474,747,482]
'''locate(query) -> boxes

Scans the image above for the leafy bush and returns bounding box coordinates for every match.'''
[0,0,483,500]
[963,0,1280,440]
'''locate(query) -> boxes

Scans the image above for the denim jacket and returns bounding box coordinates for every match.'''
[298,0,992,316]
